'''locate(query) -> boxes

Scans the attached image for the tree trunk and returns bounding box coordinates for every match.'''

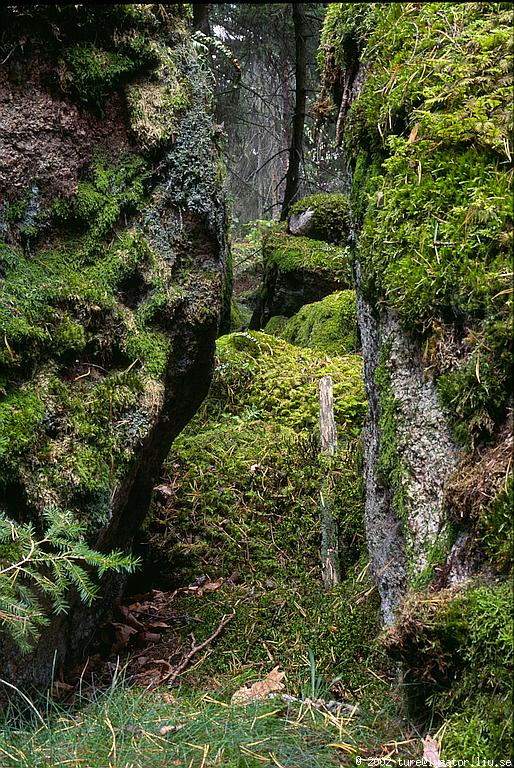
[193,4,211,35]
[280,3,307,221]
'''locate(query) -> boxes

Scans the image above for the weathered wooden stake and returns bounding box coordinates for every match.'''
[319,375,341,589]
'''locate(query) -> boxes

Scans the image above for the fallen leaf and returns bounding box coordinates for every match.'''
[147,620,171,630]
[115,604,146,631]
[198,577,224,595]
[135,630,161,645]
[231,666,286,705]
[422,735,446,767]
[111,622,137,653]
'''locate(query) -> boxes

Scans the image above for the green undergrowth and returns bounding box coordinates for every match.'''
[147,331,366,581]
[288,193,351,243]
[142,330,384,703]
[321,2,513,449]
[384,580,513,760]
[262,225,352,283]
[0,670,415,768]
[266,290,359,356]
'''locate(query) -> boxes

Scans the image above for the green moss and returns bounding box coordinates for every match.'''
[17,370,154,527]
[385,581,513,756]
[0,161,172,517]
[288,193,351,243]
[61,40,158,110]
[52,316,86,355]
[0,391,44,483]
[321,3,512,447]
[145,331,367,649]
[209,332,365,435]
[262,226,352,283]
[126,47,192,151]
[274,291,358,356]
[123,329,170,379]
[263,315,288,336]
[476,475,513,573]
[0,157,159,375]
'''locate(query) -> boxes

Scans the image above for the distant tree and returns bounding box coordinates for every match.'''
[207,4,344,231]
[193,4,211,34]
[280,2,307,220]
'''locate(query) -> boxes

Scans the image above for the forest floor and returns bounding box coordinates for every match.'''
[0,581,421,768]
[0,238,424,768]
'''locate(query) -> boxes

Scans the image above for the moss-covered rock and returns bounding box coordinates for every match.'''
[319,2,512,618]
[0,4,228,689]
[384,581,513,758]
[317,3,513,740]
[267,290,359,356]
[146,331,366,577]
[322,2,512,449]
[250,225,353,328]
[288,193,351,243]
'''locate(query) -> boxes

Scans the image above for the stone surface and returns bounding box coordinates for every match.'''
[357,259,460,623]
[288,208,314,237]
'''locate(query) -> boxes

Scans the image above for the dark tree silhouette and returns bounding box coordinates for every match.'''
[280,3,307,220]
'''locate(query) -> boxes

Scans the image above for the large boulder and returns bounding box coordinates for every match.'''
[320,1,512,752]
[0,5,229,688]
[250,221,352,329]
[287,193,351,243]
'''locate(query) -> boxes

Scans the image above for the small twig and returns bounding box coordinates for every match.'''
[1,46,17,66]
[161,612,235,686]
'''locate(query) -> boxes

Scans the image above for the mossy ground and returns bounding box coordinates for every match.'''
[140,330,390,700]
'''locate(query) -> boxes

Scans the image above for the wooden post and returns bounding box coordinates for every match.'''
[319,376,341,589]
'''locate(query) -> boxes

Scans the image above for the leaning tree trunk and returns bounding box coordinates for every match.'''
[280,2,307,221]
